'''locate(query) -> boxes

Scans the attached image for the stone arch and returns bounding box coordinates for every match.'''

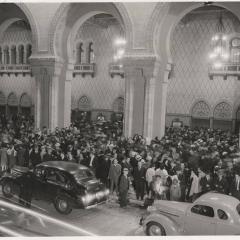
[15,3,39,53]
[20,93,32,107]
[78,95,92,111]
[113,96,124,113]
[149,2,240,66]
[0,91,6,105]
[7,92,18,106]
[213,101,232,120]
[49,2,133,58]
[191,100,211,118]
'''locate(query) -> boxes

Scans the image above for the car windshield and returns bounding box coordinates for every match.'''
[74,169,94,181]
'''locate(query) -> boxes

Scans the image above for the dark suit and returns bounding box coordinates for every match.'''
[118,174,129,207]
[200,176,214,194]
[230,178,240,200]
[133,166,146,200]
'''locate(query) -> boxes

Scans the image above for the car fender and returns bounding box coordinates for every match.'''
[55,190,77,206]
[143,213,182,235]
[0,175,18,184]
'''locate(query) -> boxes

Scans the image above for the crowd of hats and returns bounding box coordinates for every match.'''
[1,112,240,177]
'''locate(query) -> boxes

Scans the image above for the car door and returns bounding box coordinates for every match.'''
[44,168,65,201]
[184,204,216,235]
[32,166,48,200]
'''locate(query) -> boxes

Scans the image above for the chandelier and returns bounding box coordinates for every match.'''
[209,12,229,69]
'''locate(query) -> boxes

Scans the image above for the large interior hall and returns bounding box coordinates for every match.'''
[2,1,240,237]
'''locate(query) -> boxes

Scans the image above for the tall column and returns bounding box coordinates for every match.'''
[30,56,63,130]
[123,55,159,139]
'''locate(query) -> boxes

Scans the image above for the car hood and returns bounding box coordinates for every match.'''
[152,200,190,217]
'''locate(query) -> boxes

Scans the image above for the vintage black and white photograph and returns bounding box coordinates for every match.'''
[0,0,240,237]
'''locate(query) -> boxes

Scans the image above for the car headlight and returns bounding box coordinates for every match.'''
[104,189,110,196]
[81,194,94,205]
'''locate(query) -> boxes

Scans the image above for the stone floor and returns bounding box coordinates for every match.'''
[0,192,146,236]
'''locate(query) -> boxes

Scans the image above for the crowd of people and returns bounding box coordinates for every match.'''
[1,112,240,208]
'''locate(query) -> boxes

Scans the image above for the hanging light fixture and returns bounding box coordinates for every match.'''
[209,11,229,69]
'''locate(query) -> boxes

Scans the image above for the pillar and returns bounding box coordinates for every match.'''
[210,117,213,129]
[123,55,164,140]
[30,56,63,130]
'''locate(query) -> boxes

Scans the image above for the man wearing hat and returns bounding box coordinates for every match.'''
[118,168,130,208]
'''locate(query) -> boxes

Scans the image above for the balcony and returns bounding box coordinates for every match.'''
[209,63,240,80]
[0,64,31,76]
[109,64,124,78]
[73,63,96,77]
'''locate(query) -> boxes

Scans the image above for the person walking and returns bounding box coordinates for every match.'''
[108,158,122,195]
[118,168,130,208]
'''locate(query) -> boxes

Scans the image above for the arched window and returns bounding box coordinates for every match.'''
[87,42,94,64]
[26,44,32,64]
[76,42,84,64]
[78,95,92,111]
[18,45,24,64]
[191,101,210,118]
[11,45,16,65]
[214,102,232,119]
[4,46,9,64]
[230,37,240,63]
[113,97,124,113]
[213,102,232,131]
[7,92,18,118]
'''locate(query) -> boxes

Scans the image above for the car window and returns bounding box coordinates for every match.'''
[191,204,214,217]
[46,169,67,184]
[74,169,94,181]
[34,167,46,178]
[217,209,228,220]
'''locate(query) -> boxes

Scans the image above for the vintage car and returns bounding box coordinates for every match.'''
[140,192,240,235]
[0,161,109,214]
[0,199,96,236]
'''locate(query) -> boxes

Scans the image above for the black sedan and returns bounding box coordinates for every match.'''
[0,161,109,214]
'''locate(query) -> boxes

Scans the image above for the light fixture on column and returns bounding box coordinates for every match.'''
[209,12,229,70]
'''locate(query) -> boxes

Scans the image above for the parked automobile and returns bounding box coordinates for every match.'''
[0,199,96,236]
[0,161,109,214]
[140,192,240,235]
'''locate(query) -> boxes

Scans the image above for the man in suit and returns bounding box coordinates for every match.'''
[230,166,240,200]
[133,160,146,200]
[118,168,130,208]
[108,158,122,194]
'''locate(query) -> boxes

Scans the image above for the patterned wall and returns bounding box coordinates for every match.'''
[72,20,125,111]
[0,22,35,105]
[169,10,240,117]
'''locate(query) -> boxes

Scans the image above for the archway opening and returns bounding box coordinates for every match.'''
[166,5,239,131]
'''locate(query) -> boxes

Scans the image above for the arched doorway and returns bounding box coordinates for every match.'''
[7,92,18,119]
[77,95,92,123]
[159,4,240,132]
[19,93,32,117]
[213,102,232,131]
[191,100,210,129]
[0,91,6,116]
[112,96,124,122]
[49,2,131,128]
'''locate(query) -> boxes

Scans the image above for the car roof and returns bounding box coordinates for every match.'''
[195,192,240,210]
[37,161,89,174]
